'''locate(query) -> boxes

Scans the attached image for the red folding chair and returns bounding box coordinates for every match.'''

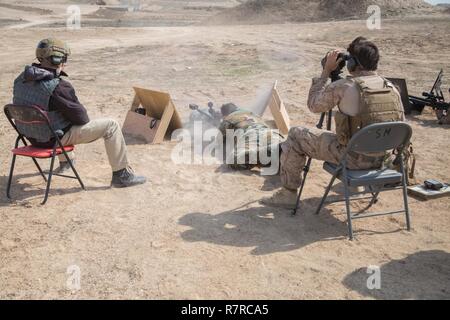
[4,104,85,205]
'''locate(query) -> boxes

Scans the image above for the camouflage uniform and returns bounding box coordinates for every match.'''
[219,109,283,169]
[280,126,383,190]
[280,71,397,190]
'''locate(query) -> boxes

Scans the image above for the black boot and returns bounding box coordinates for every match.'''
[111,167,147,188]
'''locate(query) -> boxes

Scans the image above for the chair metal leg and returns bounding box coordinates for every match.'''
[343,169,354,240]
[61,150,85,190]
[315,173,338,215]
[292,157,312,216]
[292,188,302,216]
[367,191,380,209]
[42,149,57,205]
[400,158,411,231]
[6,154,17,199]
[31,157,47,182]
[367,185,379,202]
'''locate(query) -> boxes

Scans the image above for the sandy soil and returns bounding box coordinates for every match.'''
[0,1,449,299]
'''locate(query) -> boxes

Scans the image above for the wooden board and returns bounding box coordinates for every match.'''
[248,81,291,136]
[268,81,290,136]
[122,87,183,144]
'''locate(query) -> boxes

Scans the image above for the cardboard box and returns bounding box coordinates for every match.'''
[122,87,183,144]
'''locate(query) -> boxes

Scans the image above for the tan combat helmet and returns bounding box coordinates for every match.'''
[36,38,71,66]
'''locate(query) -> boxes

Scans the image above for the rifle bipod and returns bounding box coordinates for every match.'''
[292,109,332,216]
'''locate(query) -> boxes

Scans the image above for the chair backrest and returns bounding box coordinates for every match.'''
[4,104,55,143]
[347,122,412,154]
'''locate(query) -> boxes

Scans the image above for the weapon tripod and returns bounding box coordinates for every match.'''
[292,109,332,215]
[291,66,346,216]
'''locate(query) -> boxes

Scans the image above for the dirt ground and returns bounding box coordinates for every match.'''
[0,1,449,299]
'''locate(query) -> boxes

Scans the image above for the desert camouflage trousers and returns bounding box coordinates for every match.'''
[227,127,283,170]
[280,126,384,190]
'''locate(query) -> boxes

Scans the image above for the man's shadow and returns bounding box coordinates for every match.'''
[342,250,450,299]
[179,200,351,255]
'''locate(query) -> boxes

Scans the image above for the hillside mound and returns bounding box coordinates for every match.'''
[213,0,437,24]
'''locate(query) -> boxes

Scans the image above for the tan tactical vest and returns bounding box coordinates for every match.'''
[335,76,404,146]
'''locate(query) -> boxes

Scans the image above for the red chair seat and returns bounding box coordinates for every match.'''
[12,145,75,158]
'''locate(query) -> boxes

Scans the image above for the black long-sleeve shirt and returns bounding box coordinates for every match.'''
[45,69,90,126]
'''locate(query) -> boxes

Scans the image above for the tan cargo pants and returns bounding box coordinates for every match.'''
[280,126,383,190]
[59,118,129,172]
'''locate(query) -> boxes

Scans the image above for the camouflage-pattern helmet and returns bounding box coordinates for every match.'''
[36,38,71,65]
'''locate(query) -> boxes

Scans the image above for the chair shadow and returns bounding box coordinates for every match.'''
[342,250,450,299]
[179,203,348,255]
[179,191,409,255]
[0,173,110,207]
[291,195,405,235]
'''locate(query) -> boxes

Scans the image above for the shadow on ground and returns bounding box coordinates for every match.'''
[406,114,450,129]
[214,164,282,192]
[182,162,409,255]
[179,202,348,255]
[0,173,110,207]
[179,194,406,255]
[342,250,450,299]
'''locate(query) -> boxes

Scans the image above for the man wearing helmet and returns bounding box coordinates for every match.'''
[12,38,146,188]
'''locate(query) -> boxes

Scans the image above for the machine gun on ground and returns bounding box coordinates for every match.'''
[389,69,450,124]
[408,69,449,123]
[188,101,222,127]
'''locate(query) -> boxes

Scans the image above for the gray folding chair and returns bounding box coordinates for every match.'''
[314,122,412,240]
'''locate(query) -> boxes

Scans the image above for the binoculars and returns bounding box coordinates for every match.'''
[321,52,350,71]
[321,51,351,82]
